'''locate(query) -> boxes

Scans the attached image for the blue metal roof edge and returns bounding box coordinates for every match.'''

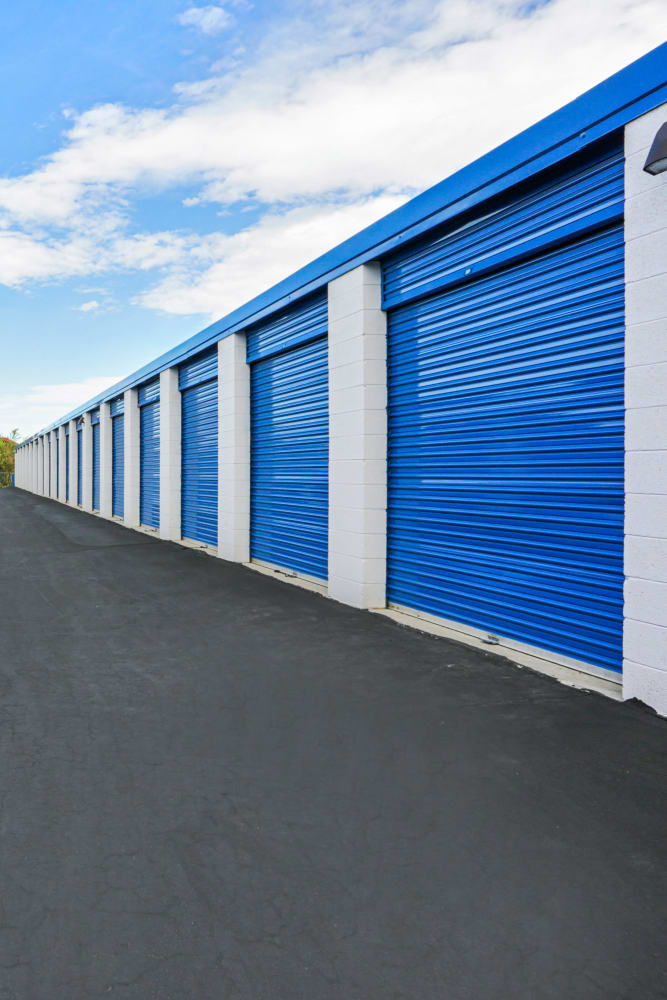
[27,41,667,439]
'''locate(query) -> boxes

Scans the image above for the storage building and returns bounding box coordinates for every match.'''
[15,46,667,715]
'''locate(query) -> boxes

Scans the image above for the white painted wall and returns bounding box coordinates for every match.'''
[50,430,58,498]
[68,422,78,503]
[623,102,667,717]
[159,367,181,541]
[81,414,93,511]
[124,389,140,528]
[327,262,387,609]
[37,437,44,495]
[58,428,67,502]
[218,334,250,562]
[99,403,113,517]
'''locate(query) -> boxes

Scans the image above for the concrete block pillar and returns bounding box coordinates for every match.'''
[37,437,44,495]
[81,413,93,512]
[327,262,387,609]
[50,429,58,498]
[159,368,182,541]
[99,403,113,518]
[123,388,140,528]
[58,428,67,501]
[623,102,667,717]
[45,435,50,496]
[68,420,78,504]
[218,333,250,562]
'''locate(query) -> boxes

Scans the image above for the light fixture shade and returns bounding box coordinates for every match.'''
[643,122,667,175]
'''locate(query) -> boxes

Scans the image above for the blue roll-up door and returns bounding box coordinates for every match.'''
[180,349,218,546]
[247,294,328,581]
[65,427,70,502]
[91,409,100,511]
[76,424,83,505]
[111,396,125,518]
[139,379,160,528]
[385,206,624,673]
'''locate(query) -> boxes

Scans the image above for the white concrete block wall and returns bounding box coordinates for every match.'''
[623,102,667,716]
[327,263,387,609]
[58,428,67,502]
[218,334,250,562]
[81,414,93,512]
[124,389,141,528]
[50,430,58,498]
[68,421,78,505]
[49,433,55,497]
[37,437,44,495]
[99,403,113,517]
[159,368,181,541]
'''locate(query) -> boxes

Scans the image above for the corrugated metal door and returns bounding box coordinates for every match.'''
[139,380,160,528]
[385,218,624,673]
[56,435,59,497]
[47,438,51,495]
[112,396,125,518]
[247,294,328,581]
[180,349,218,546]
[65,427,70,502]
[91,410,100,511]
[76,423,83,505]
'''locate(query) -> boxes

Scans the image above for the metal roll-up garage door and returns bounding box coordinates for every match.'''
[139,379,160,528]
[383,140,624,674]
[111,397,124,518]
[247,293,328,581]
[91,409,100,511]
[65,426,70,502]
[180,348,218,547]
[47,438,51,496]
[76,420,83,505]
[56,434,59,498]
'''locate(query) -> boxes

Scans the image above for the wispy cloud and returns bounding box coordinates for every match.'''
[0,376,127,437]
[177,5,232,34]
[0,0,665,321]
[76,299,99,312]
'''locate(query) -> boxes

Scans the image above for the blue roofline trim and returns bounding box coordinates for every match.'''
[37,42,667,434]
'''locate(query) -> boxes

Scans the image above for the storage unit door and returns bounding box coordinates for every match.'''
[56,438,59,497]
[180,354,218,546]
[76,430,82,505]
[112,415,124,517]
[386,223,624,673]
[140,400,160,528]
[92,422,100,511]
[65,430,70,501]
[250,335,328,581]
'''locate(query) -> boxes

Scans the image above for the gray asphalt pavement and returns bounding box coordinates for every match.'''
[0,487,665,999]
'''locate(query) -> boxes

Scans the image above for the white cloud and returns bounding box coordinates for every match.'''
[177,5,232,34]
[139,193,407,317]
[0,0,665,318]
[0,376,127,437]
[77,299,99,311]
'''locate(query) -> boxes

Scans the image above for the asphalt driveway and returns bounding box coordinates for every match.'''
[0,488,665,999]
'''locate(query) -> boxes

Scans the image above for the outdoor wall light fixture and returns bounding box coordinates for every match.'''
[643,122,667,175]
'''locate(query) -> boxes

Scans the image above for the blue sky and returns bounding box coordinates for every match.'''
[2,0,665,436]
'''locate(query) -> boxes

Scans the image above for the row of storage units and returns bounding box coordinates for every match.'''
[15,132,631,686]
